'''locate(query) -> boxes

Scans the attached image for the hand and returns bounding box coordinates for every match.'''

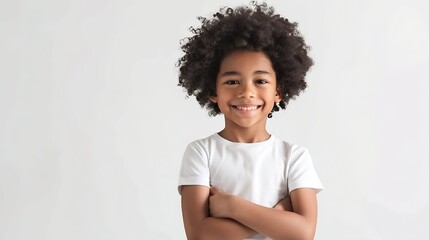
[209,187,237,218]
[273,196,293,212]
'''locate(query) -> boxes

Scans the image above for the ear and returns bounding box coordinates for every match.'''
[209,95,218,103]
[274,89,281,103]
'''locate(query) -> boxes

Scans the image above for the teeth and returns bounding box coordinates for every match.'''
[235,105,258,111]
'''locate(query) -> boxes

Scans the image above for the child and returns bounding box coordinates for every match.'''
[177,2,323,239]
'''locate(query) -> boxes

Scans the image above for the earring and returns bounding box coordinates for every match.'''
[268,112,273,118]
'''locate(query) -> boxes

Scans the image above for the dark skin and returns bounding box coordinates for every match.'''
[181,50,318,240]
[178,3,313,117]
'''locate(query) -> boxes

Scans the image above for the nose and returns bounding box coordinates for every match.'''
[237,81,255,98]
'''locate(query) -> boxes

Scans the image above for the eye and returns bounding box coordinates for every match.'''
[225,80,239,85]
[255,79,268,84]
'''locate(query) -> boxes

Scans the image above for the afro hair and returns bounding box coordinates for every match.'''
[177,2,314,116]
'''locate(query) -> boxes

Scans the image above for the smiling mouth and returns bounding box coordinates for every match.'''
[231,105,262,111]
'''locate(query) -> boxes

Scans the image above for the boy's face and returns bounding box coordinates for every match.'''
[210,50,280,130]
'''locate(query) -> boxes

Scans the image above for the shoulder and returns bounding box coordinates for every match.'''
[271,135,310,155]
[184,133,219,155]
[186,133,218,147]
[270,136,313,166]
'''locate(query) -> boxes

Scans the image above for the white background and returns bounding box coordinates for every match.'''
[1,0,428,239]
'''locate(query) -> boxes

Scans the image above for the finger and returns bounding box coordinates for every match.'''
[210,187,220,195]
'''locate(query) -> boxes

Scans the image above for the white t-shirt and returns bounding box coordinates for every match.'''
[178,133,323,239]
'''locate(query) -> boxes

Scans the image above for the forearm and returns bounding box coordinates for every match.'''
[190,216,257,240]
[230,198,314,240]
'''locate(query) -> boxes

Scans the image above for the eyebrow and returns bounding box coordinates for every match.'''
[220,70,271,77]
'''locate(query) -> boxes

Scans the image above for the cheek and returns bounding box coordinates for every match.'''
[216,90,231,99]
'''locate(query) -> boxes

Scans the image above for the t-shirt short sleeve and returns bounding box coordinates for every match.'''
[178,141,210,194]
[288,145,324,194]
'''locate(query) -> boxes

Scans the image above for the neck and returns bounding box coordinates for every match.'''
[219,120,270,143]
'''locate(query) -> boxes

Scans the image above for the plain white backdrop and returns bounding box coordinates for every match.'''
[1,0,428,239]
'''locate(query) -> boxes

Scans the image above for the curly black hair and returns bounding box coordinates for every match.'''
[177,2,313,116]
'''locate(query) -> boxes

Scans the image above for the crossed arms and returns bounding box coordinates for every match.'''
[181,186,318,240]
